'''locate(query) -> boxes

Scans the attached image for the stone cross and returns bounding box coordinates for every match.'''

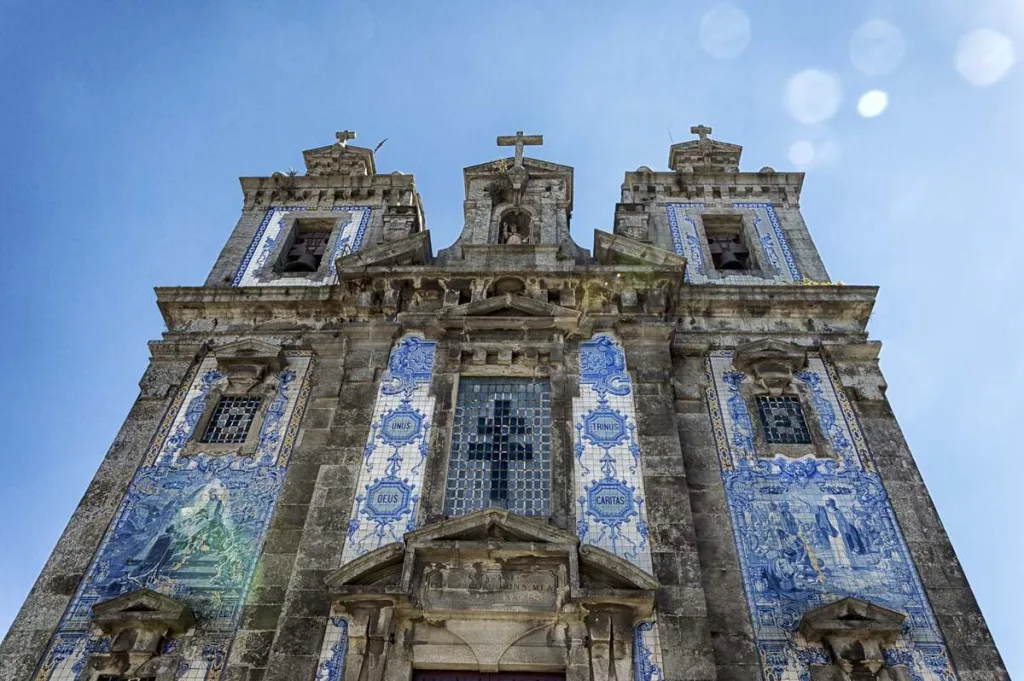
[497,130,543,167]
[690,124,712,142]
[335,130,357,146]
[467,399,534,501]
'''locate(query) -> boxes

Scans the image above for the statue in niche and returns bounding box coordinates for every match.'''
[500,211,531,245]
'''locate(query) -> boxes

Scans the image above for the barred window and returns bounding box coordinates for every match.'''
[445,378,551,517]
[200,396,261,444]
[756,395,812,444]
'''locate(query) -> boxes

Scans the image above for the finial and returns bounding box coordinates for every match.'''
[690,124,713,142]
[496,130,543,167]
[335,130,357,147]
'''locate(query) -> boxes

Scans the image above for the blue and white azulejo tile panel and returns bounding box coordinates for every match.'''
[633,620,665,681]
[340,335,436,565]
[232,205,372,287]
[314,615,348,681]
[705,352,956,681]
[666,203,805,284]
[572,334,652,574]
[36,352,313,681]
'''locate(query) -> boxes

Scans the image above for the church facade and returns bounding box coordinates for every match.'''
[1,128,1007,681]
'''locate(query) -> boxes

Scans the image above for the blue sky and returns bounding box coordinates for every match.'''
[1,0,1020,673]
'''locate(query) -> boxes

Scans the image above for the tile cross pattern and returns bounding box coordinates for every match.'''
[466,399,535,501]
[445,378,551,517]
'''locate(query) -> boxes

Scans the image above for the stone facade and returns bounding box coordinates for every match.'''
[0,128,1007,681]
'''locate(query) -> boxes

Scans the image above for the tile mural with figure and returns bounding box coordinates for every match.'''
[706,352,956,681]
[35,352,313,681]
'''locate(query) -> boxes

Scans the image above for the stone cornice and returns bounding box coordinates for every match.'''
[155,282,877,340]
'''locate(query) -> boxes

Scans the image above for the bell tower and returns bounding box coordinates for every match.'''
[437,130,589,266]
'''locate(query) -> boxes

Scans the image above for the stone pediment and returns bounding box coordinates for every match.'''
[92,588,196,634]
[336,230,433,274]
[326,509,655,614]
[440,293,581,320]
[593,230,687,269]
[302,132,377,177]
[798,597,906,642]
[732,338,808,395]
[669,137,742,173]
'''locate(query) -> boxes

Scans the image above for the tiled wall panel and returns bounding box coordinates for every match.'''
[232,206,372,287]
[572,334,664,681]
[35,352,313,681]
[706,352,956,680]
[666,203,806,284]
[340,335,436,563]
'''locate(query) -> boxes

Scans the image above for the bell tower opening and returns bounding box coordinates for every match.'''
[703,213,751,271]
[279,217,333,274]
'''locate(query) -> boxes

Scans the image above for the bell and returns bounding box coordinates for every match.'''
[717,249,745,270]
[283,252,320,272]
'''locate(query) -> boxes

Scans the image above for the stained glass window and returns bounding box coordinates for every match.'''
[200,396,261,444]
[445,378,551,517]
[756,395,812,445]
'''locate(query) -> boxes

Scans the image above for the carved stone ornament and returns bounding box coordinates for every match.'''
[325,508,657,681]
[798,597,910,681]
[732,339,808,395]
[212,338,284,393]
[88,588,195,679]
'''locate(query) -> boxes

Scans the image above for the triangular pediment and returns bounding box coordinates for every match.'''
[464,157,573,176]
[92,588,196,634]
[798,596,906,641]
[302,141,376,177]
[336,230,432,274]
[593,230,687,269]
[407,507,577,544]
[441,293,580,320]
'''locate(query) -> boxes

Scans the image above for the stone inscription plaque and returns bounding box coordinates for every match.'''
[422,568,558,611]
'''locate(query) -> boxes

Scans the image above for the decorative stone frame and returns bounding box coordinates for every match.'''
[181,339,285,458]
[695,210,773,281]
[418,335,575,533]
[253,210,352,283]
[798,597,911,681]
[84,589,194,681]
[732,340,833,460]
[490,202,538,245]
[325,510,658,681]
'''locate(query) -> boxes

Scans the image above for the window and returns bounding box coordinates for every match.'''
[200,396,261,444]
[756,395,812,444]
[703,214,751,271]
[445,378,551,517]
[280,218,333,274]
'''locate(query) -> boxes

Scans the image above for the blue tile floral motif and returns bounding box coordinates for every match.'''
[315,617,348,681]
[666,203,805,284]
[665,202,705,283]
[574,334,650,572]
[232,206,372,287]
[36,352,313,681]
[633,621,665,681]
[341,335,436,565]
[706,352,956,681]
